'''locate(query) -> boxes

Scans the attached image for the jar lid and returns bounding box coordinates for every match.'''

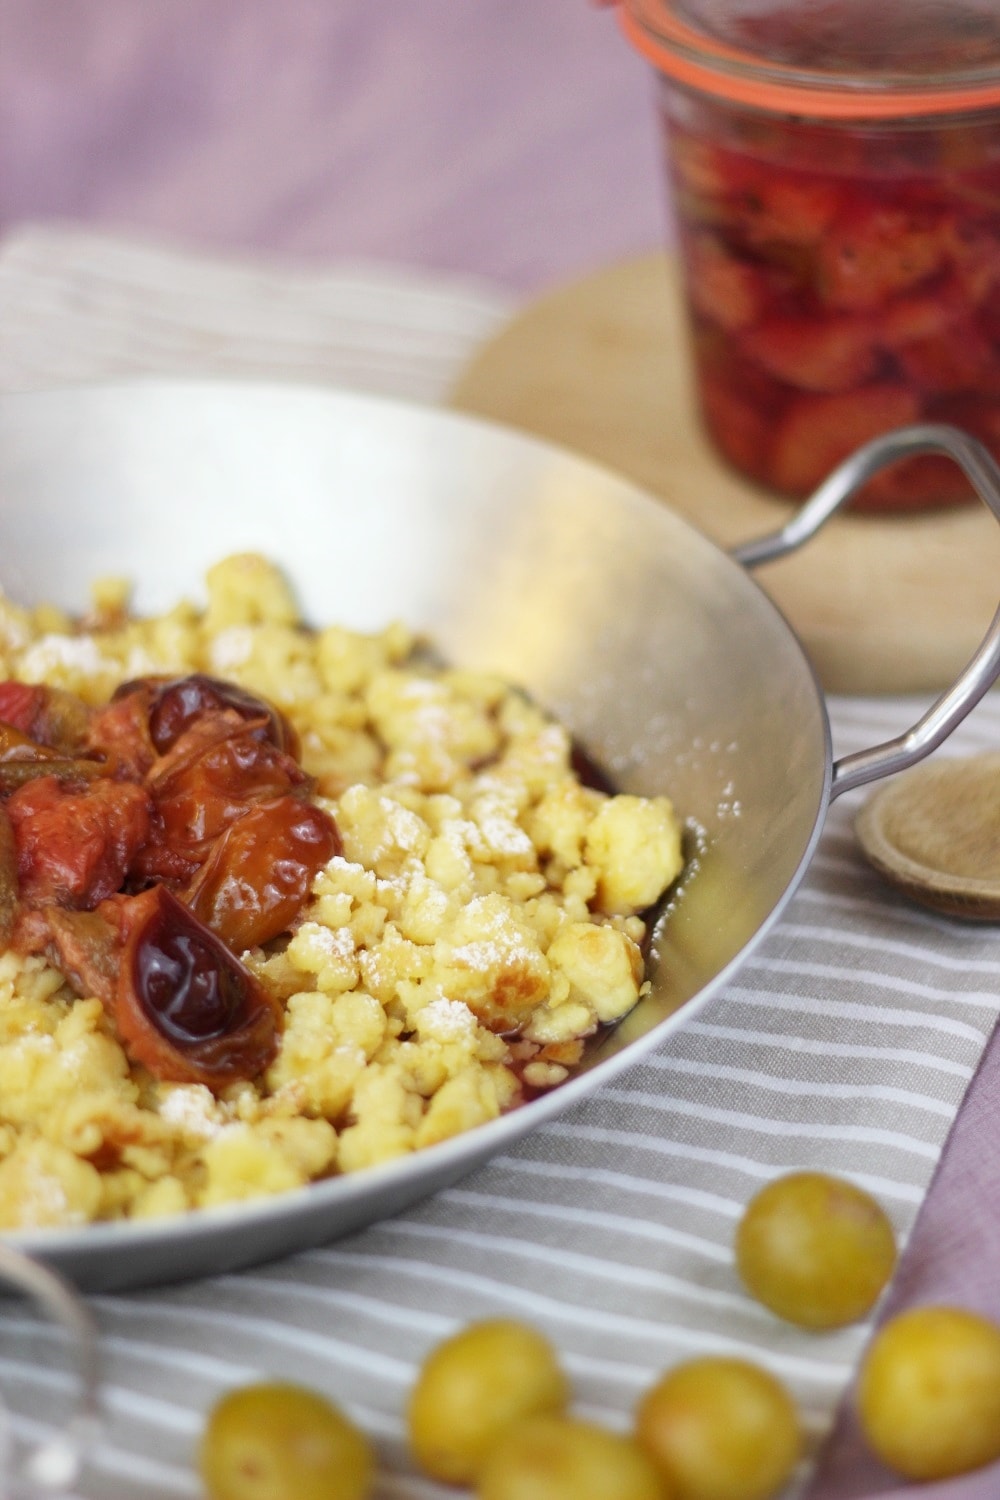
[620,0,1000,118]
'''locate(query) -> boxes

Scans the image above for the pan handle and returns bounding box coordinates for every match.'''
[731,423,1000,801]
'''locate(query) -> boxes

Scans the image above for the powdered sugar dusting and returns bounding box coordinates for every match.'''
[209,626,255,672]
[19,634,104,678]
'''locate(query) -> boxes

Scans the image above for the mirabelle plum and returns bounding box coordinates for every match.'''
[407,1319,569,1484]
[477,1414,670,1500]
[857,1306,1000,1480]
[636,1356,801,1500]
[735,1171,897,1329]
[199,1381,373,1500]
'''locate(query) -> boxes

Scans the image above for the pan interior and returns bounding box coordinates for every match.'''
[0,379,830,1052]
[0,381,832,1281]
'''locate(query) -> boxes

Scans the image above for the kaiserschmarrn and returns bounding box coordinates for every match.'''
[0,555,683,1228]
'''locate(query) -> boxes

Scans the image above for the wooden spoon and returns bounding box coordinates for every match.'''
[856,752,1000,920]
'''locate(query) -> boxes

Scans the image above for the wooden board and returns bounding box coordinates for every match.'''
[449,254,1000,695]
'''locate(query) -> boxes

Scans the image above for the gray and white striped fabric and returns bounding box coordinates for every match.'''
[0,227,998,1500]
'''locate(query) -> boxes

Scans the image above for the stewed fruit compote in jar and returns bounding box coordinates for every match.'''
[618,0,1000,511]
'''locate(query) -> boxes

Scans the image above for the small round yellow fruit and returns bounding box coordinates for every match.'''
[477,1414,671,1500]
[407,1319,569,1484]
[636,1356,801,1500]
[735,1171,896,1329]
[857,1305,1000,1480]
[199,1381,373,1500]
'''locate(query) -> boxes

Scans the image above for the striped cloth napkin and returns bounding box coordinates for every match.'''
[1,224,998,1500]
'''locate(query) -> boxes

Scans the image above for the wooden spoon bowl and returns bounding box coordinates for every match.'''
[856,752,1000,920]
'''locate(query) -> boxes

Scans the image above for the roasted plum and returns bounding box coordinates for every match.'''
[0,674,339,1088]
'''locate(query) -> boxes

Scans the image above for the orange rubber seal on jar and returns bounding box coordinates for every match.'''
[619,2,1000,119]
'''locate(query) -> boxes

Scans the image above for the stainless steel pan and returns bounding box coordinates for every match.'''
[0,380,997,1290]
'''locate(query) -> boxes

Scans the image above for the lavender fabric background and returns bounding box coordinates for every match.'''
[0,0,666,291]
[2,5,999,1498]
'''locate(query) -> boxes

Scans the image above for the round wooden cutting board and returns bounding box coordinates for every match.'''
[449,253,1000,696]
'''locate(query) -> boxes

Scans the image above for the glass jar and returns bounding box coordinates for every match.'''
[618,0,1000,511]
[0,1244,98,1497]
